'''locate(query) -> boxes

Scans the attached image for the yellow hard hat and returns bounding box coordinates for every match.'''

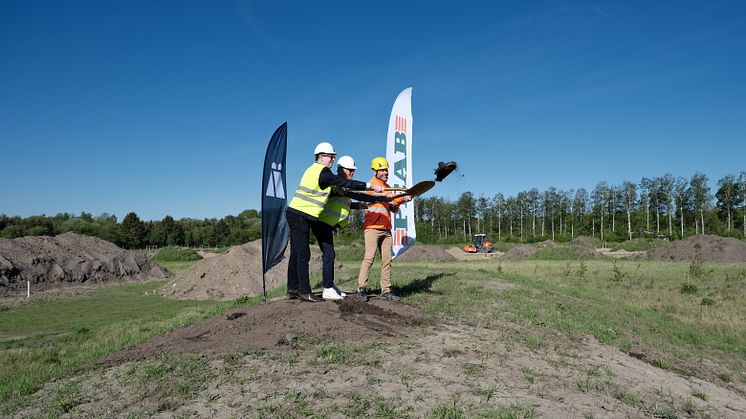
[371,157,389,170]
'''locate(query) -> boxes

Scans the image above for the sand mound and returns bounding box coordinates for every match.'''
[101,297,427,364]
[643,235,746,262]
[395,244,455,262]
[502,240,556,259]
[570,235,603,249]
[0,232,171,297]
[161,240,321,300]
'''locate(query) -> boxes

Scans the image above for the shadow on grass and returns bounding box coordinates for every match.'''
[394,272,456,297]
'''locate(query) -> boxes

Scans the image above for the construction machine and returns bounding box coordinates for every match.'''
[639,229,667,240]
[463,234,495,253]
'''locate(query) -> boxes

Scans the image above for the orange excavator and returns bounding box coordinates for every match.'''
[463,234,494,253]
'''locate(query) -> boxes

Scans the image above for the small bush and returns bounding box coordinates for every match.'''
[700,297,715,306]
[153,247,203,262]
[688,257,706,279]
[680,283,698,294]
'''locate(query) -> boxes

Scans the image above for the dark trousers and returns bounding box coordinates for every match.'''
[314,222,336,289]
[286,209,336,293]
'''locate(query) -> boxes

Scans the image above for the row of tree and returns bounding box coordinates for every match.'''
[3,171,745,247]
[0,210,261,249]
[411,171,746,243]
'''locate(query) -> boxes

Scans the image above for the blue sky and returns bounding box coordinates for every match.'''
[2,1,745,220]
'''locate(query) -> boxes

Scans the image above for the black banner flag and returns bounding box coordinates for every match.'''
[261,123,289,298]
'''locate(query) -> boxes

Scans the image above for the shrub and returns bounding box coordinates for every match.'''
[680,283,698,294]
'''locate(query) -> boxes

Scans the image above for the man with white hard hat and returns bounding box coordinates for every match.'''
[286,143,384,302]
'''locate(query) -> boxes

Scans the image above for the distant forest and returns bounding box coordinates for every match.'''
[2,171,745,247]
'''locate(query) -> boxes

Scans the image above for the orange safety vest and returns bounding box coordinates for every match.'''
[362,177,408,230]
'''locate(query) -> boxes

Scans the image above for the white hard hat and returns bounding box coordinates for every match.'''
[314,141,336,155]
[337,155,356,170]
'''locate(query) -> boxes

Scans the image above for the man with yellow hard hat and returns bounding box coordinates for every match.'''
[356,157,411,301]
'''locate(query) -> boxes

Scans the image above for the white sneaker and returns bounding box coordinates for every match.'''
[322,287,344,300]
[333,286,347,297]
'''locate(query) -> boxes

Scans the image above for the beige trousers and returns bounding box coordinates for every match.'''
[357,228,392,293]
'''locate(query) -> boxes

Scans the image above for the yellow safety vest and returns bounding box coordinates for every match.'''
[289,163,331,218]
[319,192,351,228]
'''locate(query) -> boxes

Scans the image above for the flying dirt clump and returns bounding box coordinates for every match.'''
[0,232,171,297]
[161,240,321,300]
[642,234,746,262]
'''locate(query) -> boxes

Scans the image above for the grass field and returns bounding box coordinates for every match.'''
[2,252,745,416]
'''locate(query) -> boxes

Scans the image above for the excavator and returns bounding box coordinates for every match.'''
[463,234,495,253]
[639,229,667,240]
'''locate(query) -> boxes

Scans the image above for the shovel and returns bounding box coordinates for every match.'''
[383,180,435,197]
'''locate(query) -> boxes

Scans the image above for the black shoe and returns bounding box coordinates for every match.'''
[287,289,300,300]
[380,292,401,301]
[299,293,323,302]
[357,288,369,302]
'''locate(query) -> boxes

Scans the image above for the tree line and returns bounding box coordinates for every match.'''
[412,171,746,243]
[2,171,745,247]
[0,210,261,249]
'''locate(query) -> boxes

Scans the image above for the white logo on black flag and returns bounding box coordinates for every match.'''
[261,123,289,283]
[265,162,285,198]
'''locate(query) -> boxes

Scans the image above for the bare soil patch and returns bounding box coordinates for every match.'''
[395,244,455,262]
[643,235,746,262]
[445,247,503,260]
[161,240,321,301]
[0,232,170,299]
[597,248,646,259]
[101,297,428,365]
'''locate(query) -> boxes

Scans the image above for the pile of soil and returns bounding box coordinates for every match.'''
[570,235,603,249]
[643,235,746,262]
[501,240,556,259]
[101,297,427,364]
[161,240,321,300]
[394,244,455,262]
[0,232,171,297]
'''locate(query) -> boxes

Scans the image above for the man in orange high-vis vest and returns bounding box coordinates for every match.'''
[356,157,411,302]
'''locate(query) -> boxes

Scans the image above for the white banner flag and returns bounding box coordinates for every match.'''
[387,87,415,258]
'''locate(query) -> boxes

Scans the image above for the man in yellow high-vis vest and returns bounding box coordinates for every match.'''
[286,143,383,302]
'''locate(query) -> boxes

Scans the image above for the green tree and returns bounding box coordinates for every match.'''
[716,174,740,233]
[122,212,146,248]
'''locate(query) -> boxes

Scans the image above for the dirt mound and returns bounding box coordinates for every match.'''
[570,235,603,249]
[643,235,746,262]
[161,240,321,300]
[394,244,455,262]
[0,232,171,297]
[501,240,556,259]
[101,297,427,365]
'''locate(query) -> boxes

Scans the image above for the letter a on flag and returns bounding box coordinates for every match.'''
[261,123,289,285]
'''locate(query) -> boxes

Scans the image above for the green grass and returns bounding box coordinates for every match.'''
[387,258,745,385]
[609,238,667,252]
[152,246,203,262]
[0,281,233,414]
[154,260,199,273]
